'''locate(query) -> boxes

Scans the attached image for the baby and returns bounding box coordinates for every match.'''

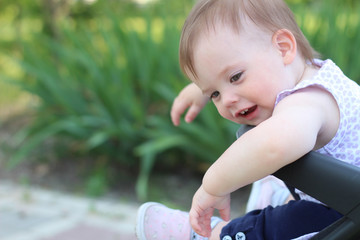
[136,0,360,239]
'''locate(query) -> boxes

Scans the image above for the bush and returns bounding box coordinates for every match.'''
[289,0,360,83]
[6,2,237,199]
[4,0,360,200]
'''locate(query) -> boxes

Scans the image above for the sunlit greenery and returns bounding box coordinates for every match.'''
[0,0,359,200]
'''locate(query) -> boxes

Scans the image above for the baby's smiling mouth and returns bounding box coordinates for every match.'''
[238,105,257,117]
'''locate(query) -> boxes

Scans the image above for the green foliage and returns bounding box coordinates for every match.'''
[2,0,360,200]
[85,166,109,197]
[289,0,360,83]
[6,1,235,199]
[135,110,238,200]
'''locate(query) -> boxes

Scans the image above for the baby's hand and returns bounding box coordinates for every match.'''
[170,83,209,126]
[189,185,231,237]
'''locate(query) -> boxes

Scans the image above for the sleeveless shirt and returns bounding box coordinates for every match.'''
[275,59,360,202]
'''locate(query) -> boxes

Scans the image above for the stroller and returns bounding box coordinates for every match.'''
[237,125,360,240]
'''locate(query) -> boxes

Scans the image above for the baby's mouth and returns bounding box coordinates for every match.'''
[238,105,257,117]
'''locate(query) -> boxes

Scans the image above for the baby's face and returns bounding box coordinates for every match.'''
[191,23,296,125]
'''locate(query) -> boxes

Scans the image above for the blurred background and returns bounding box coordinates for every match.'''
[0,0,359,212]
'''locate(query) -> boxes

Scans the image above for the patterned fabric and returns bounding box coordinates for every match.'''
[136,202,222,240]
[275,59,360,202]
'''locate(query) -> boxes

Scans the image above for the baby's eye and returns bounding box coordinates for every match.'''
[230,72,243,83]
[210,91,220,99]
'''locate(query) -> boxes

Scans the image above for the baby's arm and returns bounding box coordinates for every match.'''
[190,87,340,236]
[171,82,209,126]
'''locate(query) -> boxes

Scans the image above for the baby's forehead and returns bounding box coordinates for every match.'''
[194,19,272,48]
[186,19,273,78]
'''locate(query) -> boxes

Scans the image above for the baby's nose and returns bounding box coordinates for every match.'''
[222,92,239,107]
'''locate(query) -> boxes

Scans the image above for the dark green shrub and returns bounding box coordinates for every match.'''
[7,4,236,199]
[4,0,360,200]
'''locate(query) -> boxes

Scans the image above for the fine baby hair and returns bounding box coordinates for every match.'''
[179,0,317,79]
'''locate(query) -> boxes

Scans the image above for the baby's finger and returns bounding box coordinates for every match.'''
[170,98,190,126]
[184,104,202,123]
[219,207,231,222]
[196,209,214,237]
[200,220,212,237]
[189,210,203,235]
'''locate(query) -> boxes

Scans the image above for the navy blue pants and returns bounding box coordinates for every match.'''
[220,200,342,240]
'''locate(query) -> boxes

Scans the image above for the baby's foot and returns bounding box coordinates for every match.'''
[136,202,222,240]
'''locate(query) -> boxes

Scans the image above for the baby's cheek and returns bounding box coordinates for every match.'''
[218,109,233,122]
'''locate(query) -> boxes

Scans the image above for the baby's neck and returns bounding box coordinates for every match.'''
[300,64,319,83]
[295,59,319,85]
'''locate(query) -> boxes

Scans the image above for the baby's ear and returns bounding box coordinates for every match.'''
[272,29,297,65]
